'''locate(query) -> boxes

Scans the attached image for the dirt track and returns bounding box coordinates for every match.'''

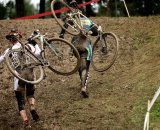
[0,16,160,130]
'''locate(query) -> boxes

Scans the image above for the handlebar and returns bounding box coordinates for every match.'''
[30,30,48,40]
[79,25,103,37]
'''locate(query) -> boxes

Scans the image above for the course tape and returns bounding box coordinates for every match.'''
[15,0,100,20]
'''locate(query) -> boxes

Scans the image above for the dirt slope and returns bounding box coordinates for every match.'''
[0,16,160,130]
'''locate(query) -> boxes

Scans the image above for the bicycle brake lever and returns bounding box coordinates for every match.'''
[33,29,40,35]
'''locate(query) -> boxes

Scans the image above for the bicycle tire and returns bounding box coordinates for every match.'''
[45,38,80,75]
[5,49,44,84]
[92,32,119,72]
[51,0,80,36]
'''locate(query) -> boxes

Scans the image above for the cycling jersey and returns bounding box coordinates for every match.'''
[80,17,95,31]
[0,42,41,63]
[0,41,41,90]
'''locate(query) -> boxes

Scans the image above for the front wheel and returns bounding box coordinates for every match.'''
[92,32,119,72]
[45,38,80,75]
[5,49,44,84]
[51,0,81,36]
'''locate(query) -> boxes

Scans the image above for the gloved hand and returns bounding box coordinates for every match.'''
[28,38,37,46]
[97,25,102,32]
[87,31,93,35]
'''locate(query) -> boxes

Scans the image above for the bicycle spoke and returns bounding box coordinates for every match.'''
[6,49,44,84]
[51,0,81,35]
[92,32,118,72]
[46,38,80,75]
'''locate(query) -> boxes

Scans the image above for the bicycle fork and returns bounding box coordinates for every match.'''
[47,43,63,60]
[99,33,108,54]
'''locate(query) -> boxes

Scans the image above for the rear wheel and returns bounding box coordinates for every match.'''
[45,38,80,75]
[92,32,119,72]
[5,49,44,84]
[51,0,81,35]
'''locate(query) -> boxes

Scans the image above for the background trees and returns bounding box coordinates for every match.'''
[15,0,26,17]
[0,0,160,19]
[0,0,36,19]
[39,0,45,18]
[0,3,7,19]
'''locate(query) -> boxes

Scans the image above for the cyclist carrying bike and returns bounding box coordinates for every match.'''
[59,0,107,53]
[0,29,41,128]
[59,0,99,36]
[71,32,92,98]
[59,0,105,98]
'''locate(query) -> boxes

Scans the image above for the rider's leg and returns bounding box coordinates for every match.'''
[26,84,39,121]
[14,90,28,121]
[79,42,92,98]
[26,70,40,121]
[78,57,90,98]
[26,84,35,110]
[14,77,31,128]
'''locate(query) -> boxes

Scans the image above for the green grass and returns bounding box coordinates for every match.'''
[150,97,160,129]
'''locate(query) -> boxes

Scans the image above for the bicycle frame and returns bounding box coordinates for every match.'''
[17,33,63,67]
[95,31,107,48]
[65,9,92,33]
[17,34,49,66]
[16,39,41,62]
[66,12,108,52]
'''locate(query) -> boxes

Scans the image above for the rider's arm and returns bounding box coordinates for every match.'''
[92,23,102,31]
[89,23,99,36]
[26,42,41,57]
[27,31,41,57]
[89,20,102,36]
[34,44,41,57]
[0,48,10,63]
[0,55,5,63]
[28,38,37,46]
[85,16,102,31]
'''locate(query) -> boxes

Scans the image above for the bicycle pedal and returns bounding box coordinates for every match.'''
[43,62,49,66]
[40,58,49,66]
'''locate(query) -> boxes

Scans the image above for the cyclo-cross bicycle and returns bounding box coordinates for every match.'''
[5,30,80,84]
[51,0,119,72]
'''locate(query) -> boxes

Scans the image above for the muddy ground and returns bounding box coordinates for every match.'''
[0,16,160,130]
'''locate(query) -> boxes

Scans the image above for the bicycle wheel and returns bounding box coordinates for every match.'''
[51,0,81,35]
[45,38,80,75]
[92,32,119,72]
[5,49,44,84]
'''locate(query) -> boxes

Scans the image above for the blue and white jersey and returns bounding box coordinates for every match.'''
[80,17,94,31]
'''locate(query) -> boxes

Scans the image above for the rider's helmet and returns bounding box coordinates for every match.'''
[69,0,79,9]
[9,29,22,38]
[6,29,22,43]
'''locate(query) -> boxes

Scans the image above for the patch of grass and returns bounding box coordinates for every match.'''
[150,97,160,129]
[129,100,147,125]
